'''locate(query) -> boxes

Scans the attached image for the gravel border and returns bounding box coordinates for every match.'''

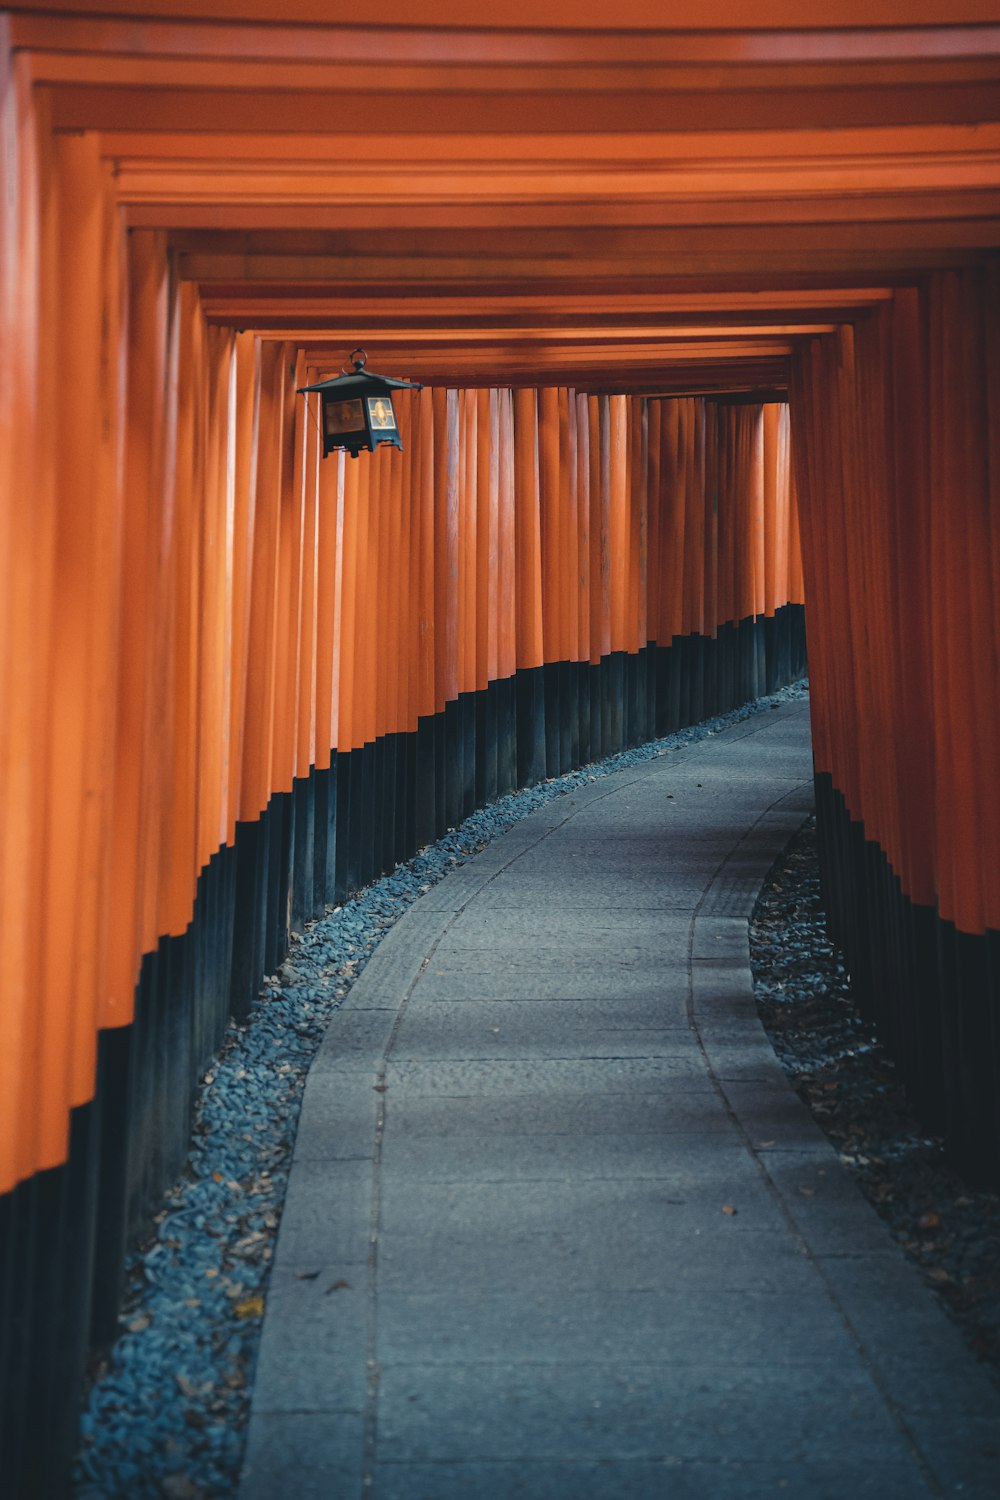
[73,680,809,1498]
[750,818,1000,1390]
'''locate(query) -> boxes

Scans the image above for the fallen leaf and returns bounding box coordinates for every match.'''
[927,1267,951,1283]
[234,1296,266,1320]
[373,1083,388,1094]
[798,1187,816,1198]
[918,1211,941,1231]
[295,1270,321,1281]
[721,1204,737,1216]
[326,1279,351,1294]
[127,1315,151,1334]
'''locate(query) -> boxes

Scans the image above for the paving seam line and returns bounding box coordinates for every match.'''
[357,762,666,1494]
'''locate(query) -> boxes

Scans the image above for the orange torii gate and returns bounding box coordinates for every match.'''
[2,4,1000,1491]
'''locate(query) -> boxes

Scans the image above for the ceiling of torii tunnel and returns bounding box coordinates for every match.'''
[10,0,1000,394]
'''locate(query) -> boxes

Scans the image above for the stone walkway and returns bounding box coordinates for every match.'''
[240,699,1000,1499]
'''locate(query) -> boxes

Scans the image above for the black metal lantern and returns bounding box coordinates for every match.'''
[298,349,422,458]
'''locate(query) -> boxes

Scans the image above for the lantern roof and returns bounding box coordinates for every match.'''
[298,348,422,398]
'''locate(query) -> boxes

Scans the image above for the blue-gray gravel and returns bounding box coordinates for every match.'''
[73,681,809,1498]
[751,817,1000,1390]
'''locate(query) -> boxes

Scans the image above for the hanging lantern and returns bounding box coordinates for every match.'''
[298,348,422,458]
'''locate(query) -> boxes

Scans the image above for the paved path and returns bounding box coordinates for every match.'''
[241,699,1000,1499]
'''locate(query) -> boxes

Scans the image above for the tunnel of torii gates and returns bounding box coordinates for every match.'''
[2,0,1000,1489]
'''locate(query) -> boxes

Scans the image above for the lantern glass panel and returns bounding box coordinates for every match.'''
[325,398,366,437]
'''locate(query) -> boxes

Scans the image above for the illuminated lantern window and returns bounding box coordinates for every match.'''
[298,348,422,458]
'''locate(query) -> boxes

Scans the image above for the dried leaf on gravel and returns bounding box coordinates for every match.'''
[233,1296,265,1320]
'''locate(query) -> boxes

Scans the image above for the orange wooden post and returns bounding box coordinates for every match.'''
[561,389,580,669]
[201,326,234,862]
[929,272,985,938]
[354,430,375,752]
[475,387,497,695]
[656,401,681,647]
[458,389,475,701]
[538,385,563,666]
[750,407,767,625]
[497,389,517,687]
[629,393,648,660]
[387,391,408,739]
[432,388,453,718]
[682,401,704,641]
[981,263,1000,934]
[312,377,338,897]
[106,230,168,1034]
[588,397,607,667]
[295,348,320,782]
[34,129,107,1162]
[762,404,781,619]
[338,427,362,753]
[349,434,371,866]
[226,331,260,841]
[574,391,592,669]
[644,400,663,654]
[608,395,628,656]
[415,388,437,723]
[329,449,347,758]
[0,49,52,1189]
[240,340,283,817]
[271,345,300,794]
[398,392,420,740]
[785,417,805,612]
[703,402,721,643]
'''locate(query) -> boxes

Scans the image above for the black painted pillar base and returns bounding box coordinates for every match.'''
[815,772,1000,1185]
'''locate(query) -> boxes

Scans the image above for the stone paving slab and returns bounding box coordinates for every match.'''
[392,996,693,1048]
[437,906,692,946]
[373,1286,862,1366]
[241,699,1000,1500]
[380,1055,717,1097]
[373,1359,907,1462]
[243,1414,364,1499]
[383,1089,739,1140]
[371,1457,937,1500]
[376,1128,748,1183]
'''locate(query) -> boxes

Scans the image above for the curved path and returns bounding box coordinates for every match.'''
[241,699,1000,1499]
